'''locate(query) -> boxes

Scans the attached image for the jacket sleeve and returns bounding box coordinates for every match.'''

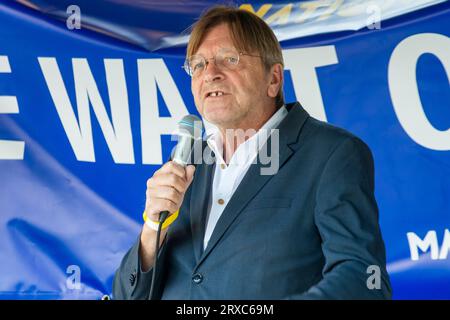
[291,136,392,299]
[112,234,167,300]
[112,168,195,300]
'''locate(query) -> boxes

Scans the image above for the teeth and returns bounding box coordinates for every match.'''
[209,91,224,97]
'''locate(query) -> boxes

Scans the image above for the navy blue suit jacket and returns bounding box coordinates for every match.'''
[113,102,392,299]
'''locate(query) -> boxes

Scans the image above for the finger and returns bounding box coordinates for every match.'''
[146,172,186,194]
[185,165,196,186]
[146,185,182,204]
[151,173,186,194]
[145,198,178,217]
[160,161,186,180]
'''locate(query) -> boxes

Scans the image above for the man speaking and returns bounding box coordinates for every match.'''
[113,6,392,299]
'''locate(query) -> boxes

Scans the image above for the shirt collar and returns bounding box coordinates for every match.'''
[206,105,288,166]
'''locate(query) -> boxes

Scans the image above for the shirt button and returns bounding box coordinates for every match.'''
[218,198,225,205]
[192,273,203,284]
[220,164,226,169]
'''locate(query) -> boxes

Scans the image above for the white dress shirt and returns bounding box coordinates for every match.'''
[203,106,288,250]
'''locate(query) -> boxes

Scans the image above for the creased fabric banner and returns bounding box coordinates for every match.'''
[0,0,449,299]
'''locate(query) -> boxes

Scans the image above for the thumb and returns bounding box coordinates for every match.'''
[185,165,196,185]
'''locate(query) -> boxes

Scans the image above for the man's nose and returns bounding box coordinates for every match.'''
[203,60,224,82]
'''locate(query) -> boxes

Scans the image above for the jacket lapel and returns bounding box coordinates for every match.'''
[189,143,215,263]
[194,102,310,269]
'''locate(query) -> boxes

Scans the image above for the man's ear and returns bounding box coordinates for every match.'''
[267,63,283,98]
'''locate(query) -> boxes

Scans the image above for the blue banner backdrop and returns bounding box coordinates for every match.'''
[0,0,449,299]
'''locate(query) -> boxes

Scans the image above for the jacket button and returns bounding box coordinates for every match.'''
[129,271,137,286]
[192,273,203,284]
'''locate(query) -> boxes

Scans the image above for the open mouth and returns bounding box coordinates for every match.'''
[205,91,227,98]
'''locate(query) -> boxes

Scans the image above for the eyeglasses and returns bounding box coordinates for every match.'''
[183,48,261,77]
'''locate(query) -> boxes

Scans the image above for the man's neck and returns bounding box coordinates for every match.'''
[218,106,279,164]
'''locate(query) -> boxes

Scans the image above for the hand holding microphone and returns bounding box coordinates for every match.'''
[140,115,202,273]
[144,114,203,225]
[144,161,195,227]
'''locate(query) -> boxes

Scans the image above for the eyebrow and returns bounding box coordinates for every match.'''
[193,46,239,57]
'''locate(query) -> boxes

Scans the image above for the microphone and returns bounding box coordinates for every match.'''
[149,115,203,300]
[150,115,203,300]
[158,114,203,224]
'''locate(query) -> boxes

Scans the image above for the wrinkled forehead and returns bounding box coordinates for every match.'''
[194,24,242,56]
